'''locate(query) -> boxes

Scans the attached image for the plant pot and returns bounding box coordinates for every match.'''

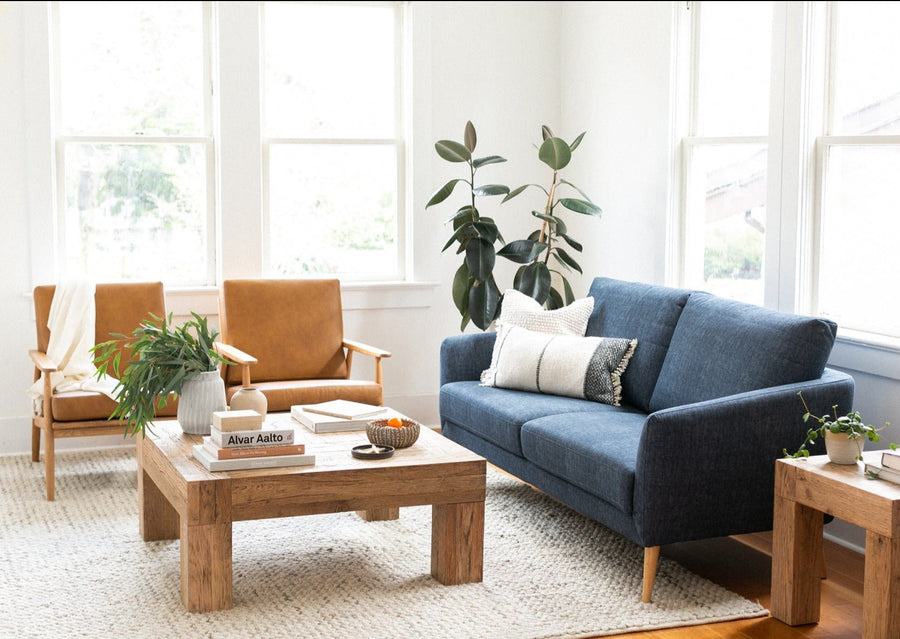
[177,370,227,435]
[229,386,268,419]
[824,429,864,465]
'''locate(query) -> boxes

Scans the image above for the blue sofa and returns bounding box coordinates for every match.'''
[439,277,854,601]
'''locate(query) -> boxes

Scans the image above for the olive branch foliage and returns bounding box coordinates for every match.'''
[91,312,229,437]
[426,121,602,330]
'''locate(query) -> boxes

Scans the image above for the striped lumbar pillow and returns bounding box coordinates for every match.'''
[481,325,637,406]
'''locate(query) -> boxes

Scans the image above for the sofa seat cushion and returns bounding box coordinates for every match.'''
[586,278,690,413]
[440,381,625,457]
[648,292,838,412]
[521,409,647,512]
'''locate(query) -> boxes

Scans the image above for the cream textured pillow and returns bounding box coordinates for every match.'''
[482,325,637,406]
[497,289,594,335]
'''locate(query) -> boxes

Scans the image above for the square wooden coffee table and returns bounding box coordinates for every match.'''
[137,416,486,612]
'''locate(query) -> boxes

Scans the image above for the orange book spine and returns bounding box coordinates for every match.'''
[213,443,306,460]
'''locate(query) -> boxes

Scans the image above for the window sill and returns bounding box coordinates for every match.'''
[829,329,900,382]
[166,280,440,315]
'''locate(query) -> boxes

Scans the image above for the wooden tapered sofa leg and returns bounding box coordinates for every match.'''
[642,546,660,603]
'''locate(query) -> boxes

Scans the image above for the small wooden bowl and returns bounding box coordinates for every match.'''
[366,417,421,449]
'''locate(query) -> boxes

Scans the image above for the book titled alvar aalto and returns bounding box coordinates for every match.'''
[209,426,295,448]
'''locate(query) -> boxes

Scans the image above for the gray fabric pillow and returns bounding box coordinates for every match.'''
[481,325,637,406]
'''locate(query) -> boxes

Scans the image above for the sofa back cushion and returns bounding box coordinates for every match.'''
[585,278,691,412]
[648,292,838,412]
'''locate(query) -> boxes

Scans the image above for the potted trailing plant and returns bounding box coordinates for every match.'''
[92,311,229,437]
[498,126,602,309]
[784,391,895,464]
[426,121,510,330]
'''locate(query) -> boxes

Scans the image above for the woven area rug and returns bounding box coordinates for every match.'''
[0,448,766,638]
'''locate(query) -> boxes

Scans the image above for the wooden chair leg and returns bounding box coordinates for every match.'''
[45,432,55,501]
[642,546,660,603]
[31,423,41,462]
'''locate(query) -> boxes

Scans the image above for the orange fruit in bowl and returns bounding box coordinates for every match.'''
[387,417,404,428]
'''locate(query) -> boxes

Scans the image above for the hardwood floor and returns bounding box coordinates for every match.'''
[619,532,864,638]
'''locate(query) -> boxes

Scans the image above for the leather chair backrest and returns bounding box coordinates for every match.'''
[220,279,348,385]
[34,282,167,376]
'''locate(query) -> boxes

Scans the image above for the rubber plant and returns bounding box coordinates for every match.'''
[498,126,602,308]
[426,121,510,330]
[91,312,228,437]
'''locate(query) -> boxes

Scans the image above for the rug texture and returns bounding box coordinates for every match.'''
[0,448,767,638]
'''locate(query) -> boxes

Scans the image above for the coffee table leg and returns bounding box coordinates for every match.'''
[139,468,180,541]
[431,501,484,585]
[771,493,823,625]
[863,530,900,639]
[180,482,233,612]
[356,507,400,521]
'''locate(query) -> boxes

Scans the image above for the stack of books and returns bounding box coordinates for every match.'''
[291,399,389,433]
[191,409,315,471]
[863,450,900,486]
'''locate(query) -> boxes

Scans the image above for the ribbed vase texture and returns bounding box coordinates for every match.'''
[177,370,227,435]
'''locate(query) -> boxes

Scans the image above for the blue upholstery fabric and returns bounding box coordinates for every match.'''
[648,292,838,412]
[441,420,640,542]
[585,278,690,412]
[521,410,646,512]
[440,332,496,385]
[440,381,623,457]
[634,370,854,546]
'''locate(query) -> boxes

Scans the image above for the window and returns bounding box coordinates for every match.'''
[53,1,214,286]
[262,2,405,280]
[675,1,773,306]
[814,1,900,339]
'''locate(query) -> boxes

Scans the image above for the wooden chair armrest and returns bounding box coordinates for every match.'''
[342,339,391,386]
[214,342,257,388]
[342,339,392,359]
[29,349,58,373]
[214,342,258,365]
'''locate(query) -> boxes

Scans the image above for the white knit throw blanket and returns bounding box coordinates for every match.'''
[27,279,118,414]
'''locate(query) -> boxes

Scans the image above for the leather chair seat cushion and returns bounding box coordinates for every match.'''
[50,391,178,423]
[227,379,383,413]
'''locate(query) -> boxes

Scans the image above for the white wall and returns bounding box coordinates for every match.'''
[561,1,673,286]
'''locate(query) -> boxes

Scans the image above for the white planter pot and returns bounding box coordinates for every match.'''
[177,370,227,435]
[824,429,864,465]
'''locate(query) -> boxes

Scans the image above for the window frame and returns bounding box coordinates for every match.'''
[259,0,408,282]
[49,1,218,287]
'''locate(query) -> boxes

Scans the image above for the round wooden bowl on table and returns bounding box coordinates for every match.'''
[366,417,421,449]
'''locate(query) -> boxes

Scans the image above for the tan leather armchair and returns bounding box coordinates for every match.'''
[29,282,177,500]
[215,279,391,412]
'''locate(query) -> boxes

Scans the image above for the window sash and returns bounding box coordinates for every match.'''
[50,1,217,287]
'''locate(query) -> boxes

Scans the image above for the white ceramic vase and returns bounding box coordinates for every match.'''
[824,429,864,465]
[177,370,227,435]
[229,386,268,419]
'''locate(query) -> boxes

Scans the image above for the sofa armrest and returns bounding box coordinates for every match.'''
[439,332,497,385]
[632,368,854,547]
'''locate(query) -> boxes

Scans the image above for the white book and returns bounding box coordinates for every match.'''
[192,444,315,472]
[301,399,387,420]
[291,405,371,433]
[864,462,900,486]
[881,451,900,472]
[209,426,295,448]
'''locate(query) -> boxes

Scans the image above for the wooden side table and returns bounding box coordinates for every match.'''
[771,451,900,638]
